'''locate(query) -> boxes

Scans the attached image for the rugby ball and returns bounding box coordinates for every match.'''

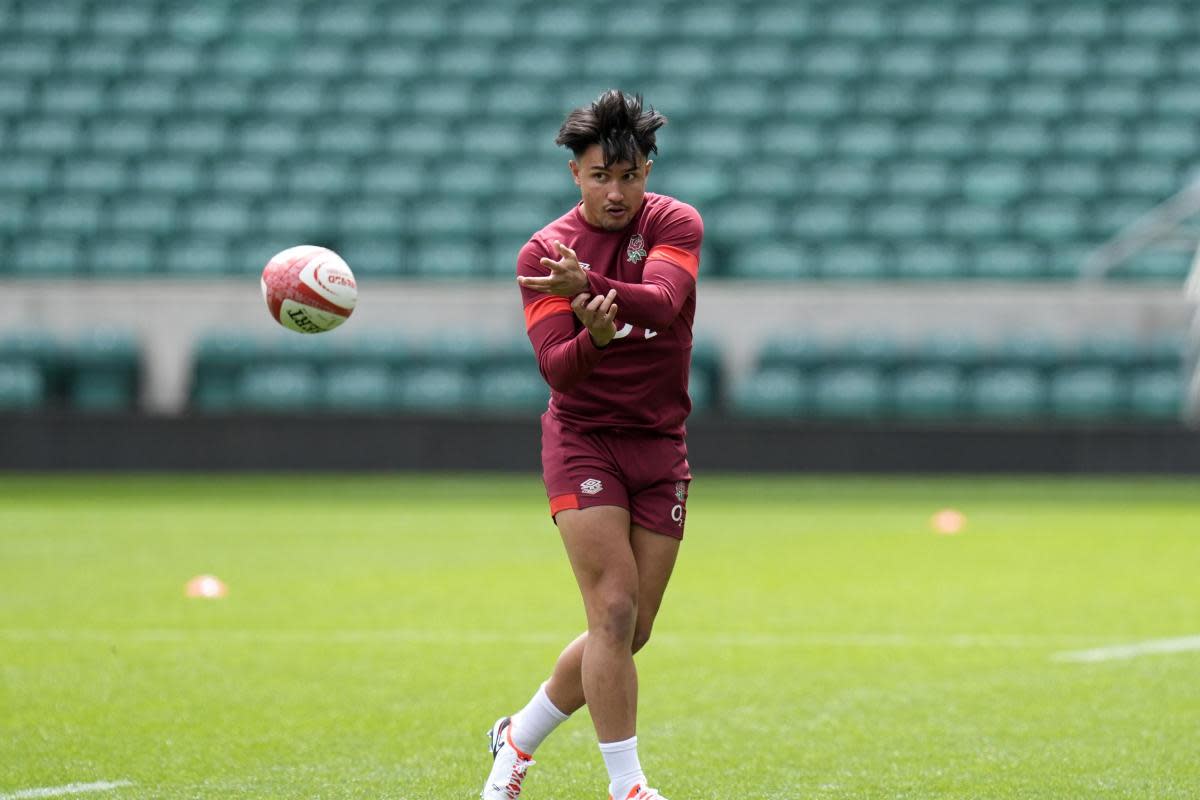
[261,245,357,334]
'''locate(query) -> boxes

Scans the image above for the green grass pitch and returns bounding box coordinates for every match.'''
[1,474,1198,799]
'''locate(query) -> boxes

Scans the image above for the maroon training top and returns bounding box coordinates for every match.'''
[518,192,704,438]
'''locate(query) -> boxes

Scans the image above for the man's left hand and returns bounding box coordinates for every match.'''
[518,241,590,297]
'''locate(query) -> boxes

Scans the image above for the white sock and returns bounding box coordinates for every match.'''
[599,736,645,799]
[509,682,570,755]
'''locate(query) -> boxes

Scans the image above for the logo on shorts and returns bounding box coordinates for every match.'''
[626,234,647,264]
[675,481,688,502]
[580,478,604,495]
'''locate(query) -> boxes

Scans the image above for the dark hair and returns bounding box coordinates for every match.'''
[555,89,667,167]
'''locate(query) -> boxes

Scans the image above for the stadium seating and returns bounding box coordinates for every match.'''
[0,329,140,412]
[0,1,1197,280]
[733,332,1188,423]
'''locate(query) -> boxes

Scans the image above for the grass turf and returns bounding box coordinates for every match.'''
[1,474,1198,799]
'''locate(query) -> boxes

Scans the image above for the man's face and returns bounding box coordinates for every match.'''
[569,144,653,231]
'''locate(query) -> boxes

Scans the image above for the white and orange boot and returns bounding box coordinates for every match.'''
[610,784,669,800]
[481,716,535,799]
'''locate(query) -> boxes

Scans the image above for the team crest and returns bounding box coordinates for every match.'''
[626,234,647,263]
[674,481,687,502]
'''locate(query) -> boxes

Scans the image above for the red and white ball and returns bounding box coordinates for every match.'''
[261,245,357,334]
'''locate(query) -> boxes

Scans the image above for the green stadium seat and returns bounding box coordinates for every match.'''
[759,122,821,158]
[0,194,29,237]
[708,201,782,242]
[1112,251,1193,282]
[431,43,499,80]
[395,366,472,412]
[876,44,941,80]
[532,7,592,38]
[211,160,277,196]
[160,118,228,155]
[895,244,965,280]
[748,5,814,39]
[866,203,933,241]
[827,4,890,38]
[726,242,814,280]
[461,122,531,160]
[652,165,731,207]
[336,80,402,118]
[654,44,718,79]
[476,368,550,414]
[1006,82,1072,119]
[69,332,140,413]
[112,78,180,115]
[381,121,453,158]
[323,365,395,412]
[19,2,85,35]
[1044,5,1108,38]
[0,41,57,76]
[1092,199,1155,239]
[1151,83,1200,117]
[813,162,876,200]
[731,368,807,418]
[484,83,559,117]
[1127,369,1184,421]
[357,159,428,199]
[457,7,519,40]
[241,3,304,37]
[135,158,204,195]
[383,4,447,38]
[1079,83,1145,117]
[894,366,964,419]
[91,237,159,276]
[758,335,831,372]
[1135,122,1200,160]
[0,362,45,410]
[411,200,477,238]
[39,78,105,115]
[782,83,852,120]
[1018,199,1087,242]
[141,43,204,77]
[291,45,353,79]
[706,82,776,120]
[360,45,424,80]
[287,160,359,197]
[679,4,745,38]
[16,116,82,153]
[802,42,867,79]
[0,156,52,191]
[791,203,859,240]
[929,83,995,120]
[338,237,405,278]
[968,367,1046,419]
[887,161,955,199]
[36,195,103,235]
[410,242,485,279]
[916,333,985,371]
[14,237,80,276]
[1028,44,1091,79]
[238,119,304,156]
[941,204,1011,242]
[163,238,230,277]
[189,199,256,237]
[237,364,320,413]
[1111,162,1182,200]
[736,163,804,202]
[312,119,380,157]
[962,162,1032,205]
[972,243,1046,280]
[1039,161,1105,196]
[899,3,964,39]
[260,80,326,116]
[1098,44,1164,80]
[811,366,887,418]
[1123,5,1185,38]
[60,158,128,193]
[91,5,157,37]
[682,123,754,160]
[168,4,231,41]
[1049,366,1124,420]
[818,243,889,280]
[908,122,974,158]
[110,197,177,236]
[261,200,330,240]
[729,44,796,79]
[951,43,1017,80]
[835,121,901,158]
[858,82,920,117]
[982,122,1054,159]
[1060,121,1126,158]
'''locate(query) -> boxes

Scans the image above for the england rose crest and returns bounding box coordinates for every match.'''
[627,234,647,263]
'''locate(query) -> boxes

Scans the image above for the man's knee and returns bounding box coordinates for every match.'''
[589,590,637,645]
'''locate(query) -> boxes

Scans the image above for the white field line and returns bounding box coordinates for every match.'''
[1053,634,1200,663]
[0,781,133,800]
[0,627,1101,649]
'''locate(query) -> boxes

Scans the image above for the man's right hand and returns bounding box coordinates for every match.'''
[572,289,619,348]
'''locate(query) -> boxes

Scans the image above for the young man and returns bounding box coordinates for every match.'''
[481,90,702,800]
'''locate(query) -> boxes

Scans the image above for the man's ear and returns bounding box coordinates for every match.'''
[569,160,581,186]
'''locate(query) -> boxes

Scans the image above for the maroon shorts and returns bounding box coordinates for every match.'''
[541,412,692,540]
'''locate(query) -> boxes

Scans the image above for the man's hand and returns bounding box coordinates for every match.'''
[572,289,619,348]
[517,241,590,297]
